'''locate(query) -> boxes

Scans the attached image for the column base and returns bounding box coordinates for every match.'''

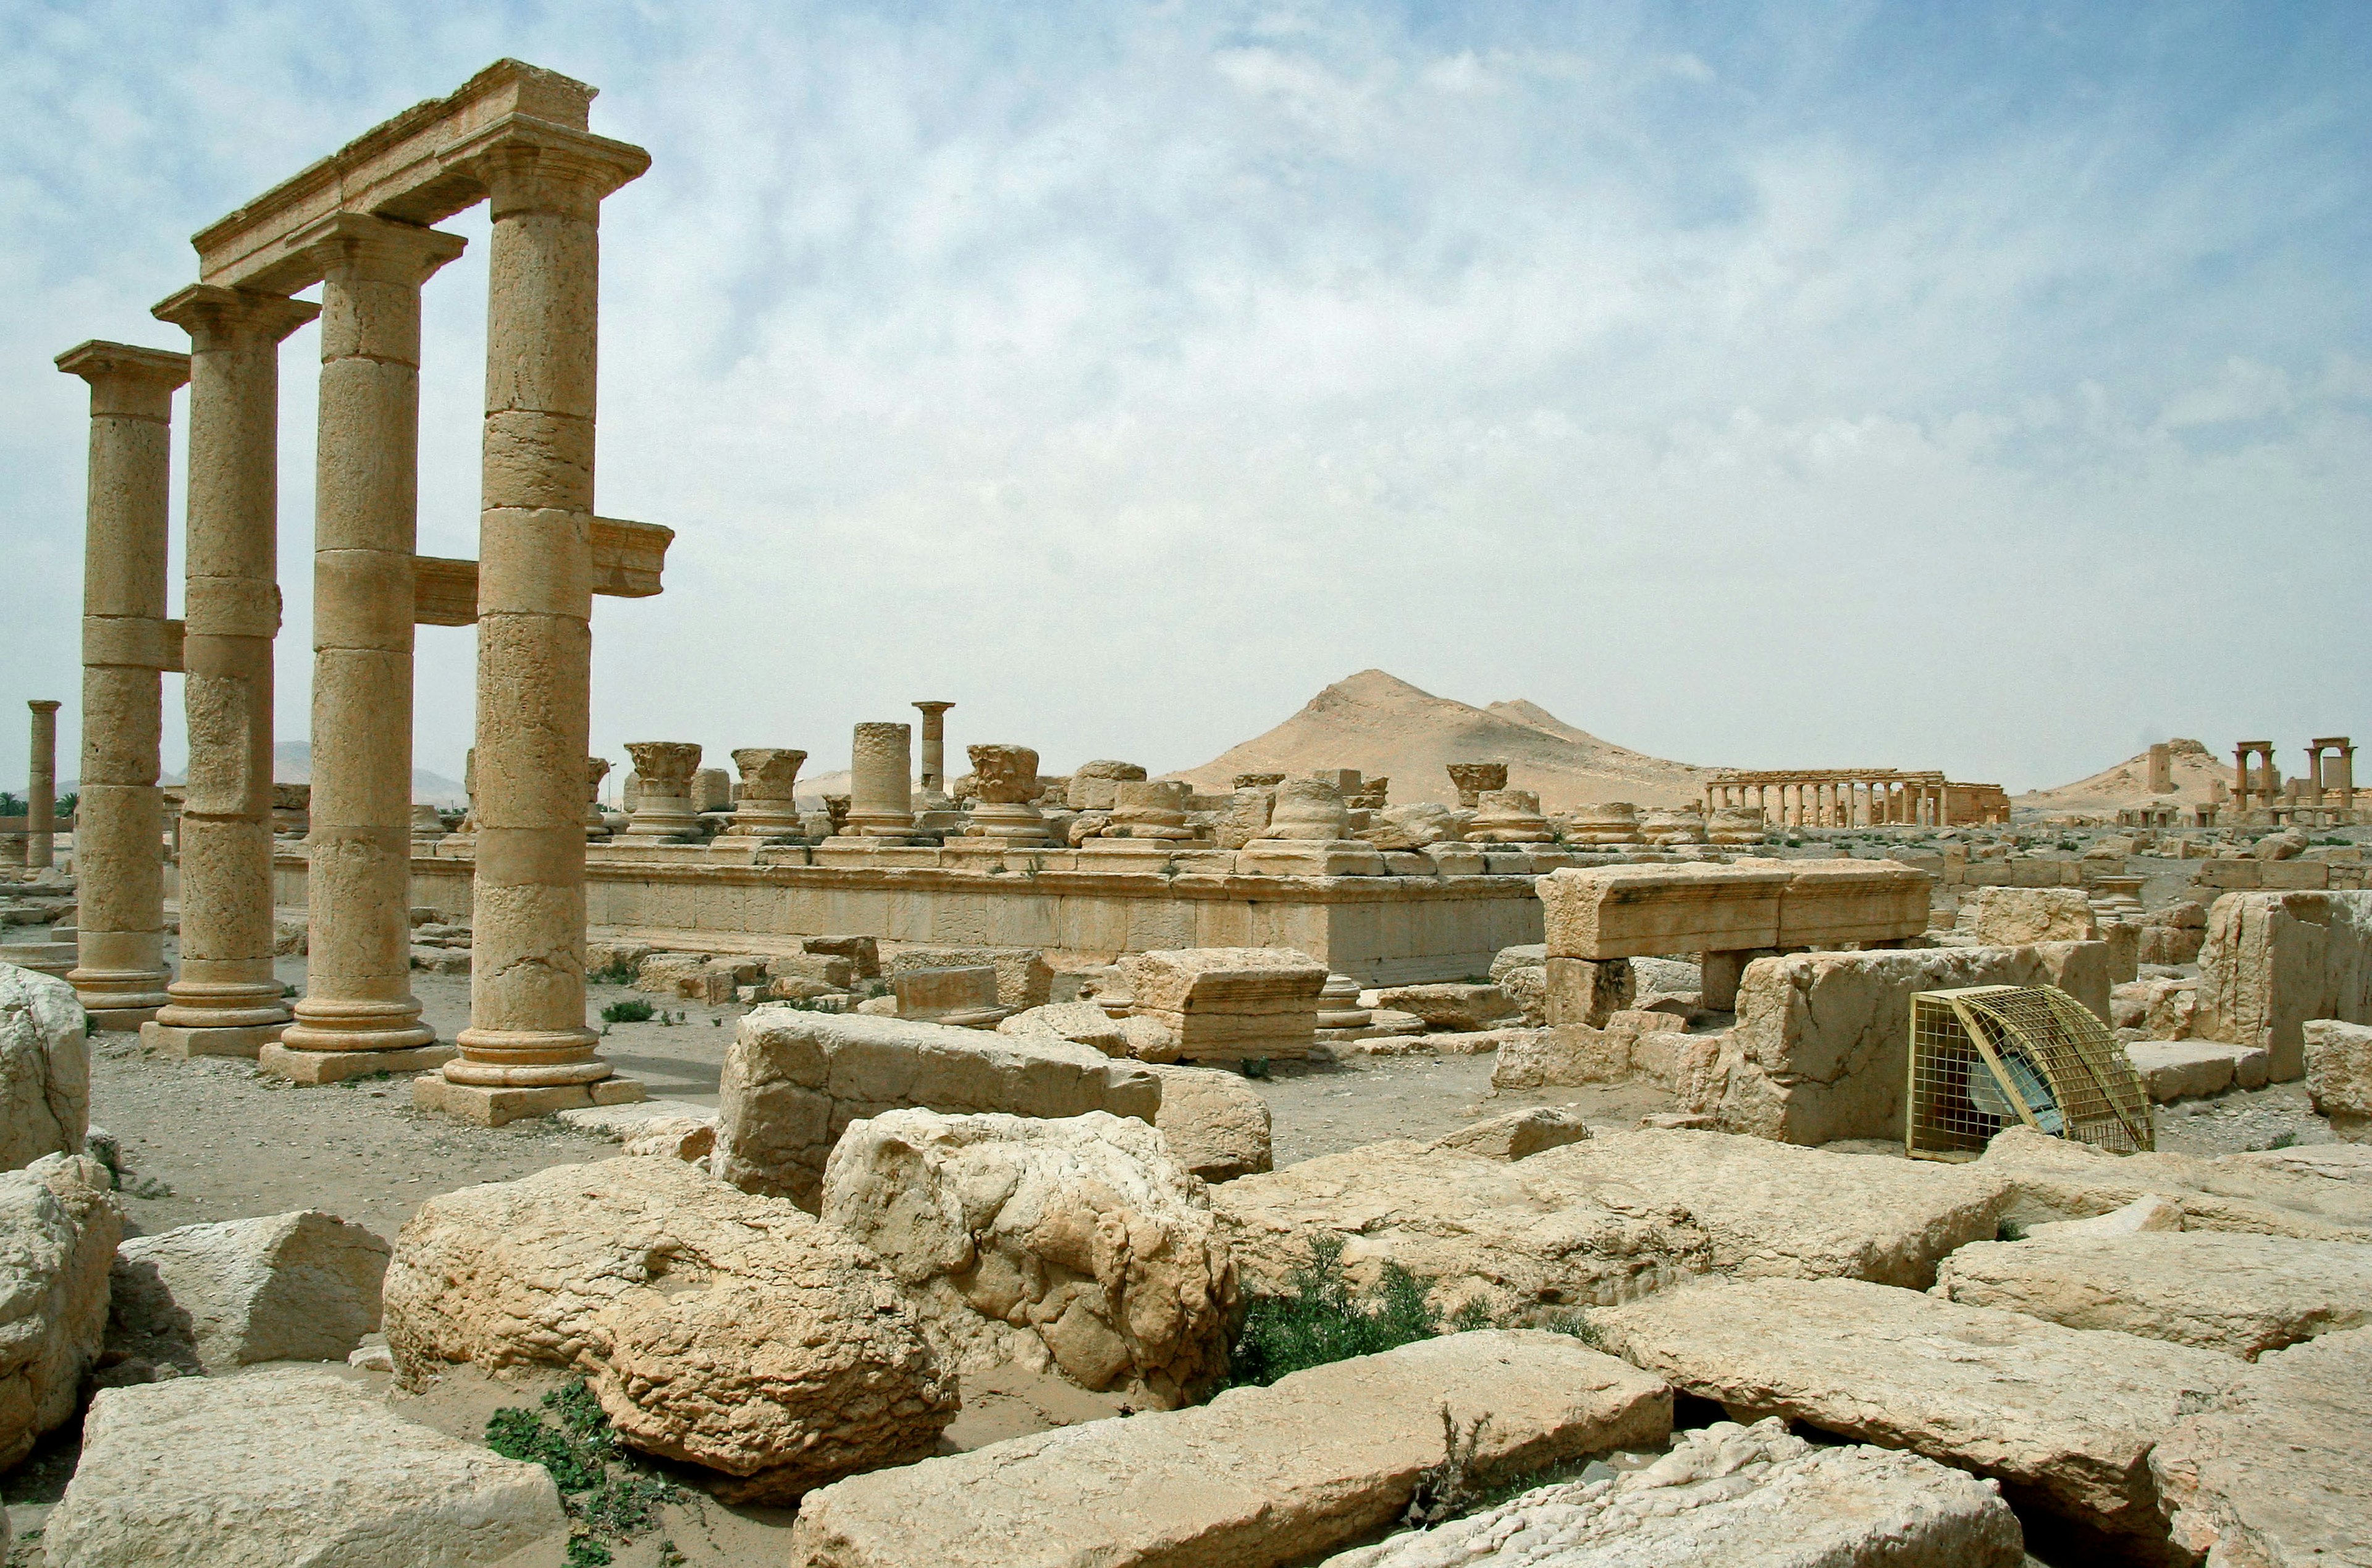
[259,1041,457,1085]
[140,1019,288,1059]
[85,1005,163,1032]
[412,1071,646,1128]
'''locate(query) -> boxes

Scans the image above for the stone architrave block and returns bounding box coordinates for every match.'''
[819,1110,1237,1406]
[1770,859,1932,949]
[40,1365,565,1568]
[712,1008,1162,1208]
[887,946,1055,1010]
[2193,890,2372,1081]
[1694,942,2113,1146]
[382,1157,957,1502]
[1954,886,2098,944]
[785,1331,1672,1568]
[0,963,86,1172]
[1591,1276,2249,1545]
[0,1153,119,1469]
[1539,865,1790,960]
[107,1209,390,1371]
[1123,947,1327,1064]
[1935,1230,2372,1359]
[1317,1417,2024,1568]
[2304,1018,2372,1139]
[2148,1327,2372,1568]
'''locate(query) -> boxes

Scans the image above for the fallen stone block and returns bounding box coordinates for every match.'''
[1542,957,1635,1028]
[384,1157,957,1501]
[619,1115,716,1161]
[1957,885,2097,944]
[1319,1417,2023,1568]
[1144,1062,1272,1181]
[805,934,882,978]
[2150,1326,2372,1568]
[0,1152,118,1469]
[1496,963,1547,1024]
[107,1209,390,1372]
[1491,1013,1691,1091]
[1123,947,1327,1063]
[0,963,86,1172]
[1592,1275,2247,1544]
[788,1331,1672,1568]
[888,945,1054,1010]
[2025,1193,2185,1240]
[1977,1124,2372,1240]
[820,1110,1235,1406]
[1936,1230,2372,1359]
[2193,889,2372,1080]
[2127,1040,2240,1102]
[892,965,1004,1026]
[997,1000,1128,1057]
[713,1006,1161,1207]
[1375,982,1517,1031]
[1428,1107,1591,1161]
[2305,1017,2372,1139]
[40,1364,565,1568]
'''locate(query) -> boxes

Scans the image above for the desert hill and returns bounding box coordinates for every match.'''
[2017,737,2226,812]
[1173,670,1717,810]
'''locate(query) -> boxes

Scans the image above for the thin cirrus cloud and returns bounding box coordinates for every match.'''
[0,0,2364,799]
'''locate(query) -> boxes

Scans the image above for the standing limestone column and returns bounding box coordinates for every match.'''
[274,217,466,1082]
[843,723,917,840]
[584,758,612,839]
[56,342,188,1025]
[145,286,318,1058]
[913,701,954,800]
[25,703,60,871]
[619,742,701,841]
[432,124,649,1119]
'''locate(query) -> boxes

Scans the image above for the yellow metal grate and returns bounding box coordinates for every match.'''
[1906,984,2153,1161]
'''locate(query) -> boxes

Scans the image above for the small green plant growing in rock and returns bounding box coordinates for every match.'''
[485,1378,680,1567]
[599,998,655,1025]
[1402,1404,1492,1528]
[587,959,638,986]
[1229,1235,1443,1386]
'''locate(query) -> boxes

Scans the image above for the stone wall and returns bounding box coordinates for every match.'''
[2193,891,2372,1081]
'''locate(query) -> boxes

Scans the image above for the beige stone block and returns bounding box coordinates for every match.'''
[1772,860,1930,949]
[139,1020,285,1060]
[259,1041,454,1084]
[2304,1018,2372,1139]
[2194,891,2372,1080]
[1954,885,2097,944]
[1542,956,1634,1028]
[1539,864,1790,960]
[410,1071,643,1127]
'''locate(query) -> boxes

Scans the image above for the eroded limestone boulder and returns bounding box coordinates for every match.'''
[1428,1107,1591,1161]
[1977,1125,2372,1240]
[788,1331,1671,1568]
[819,1110,1235,1407]
[2150,1326,2372,1568]
[1375,983,1518,1033]
[2305,1017,2372,1139]
[0,963,86,1172]
[1319,1418,2024,1568]
[1592,1276,2248,1544]
[383,1157,956,1501]
[41,1365,564,1568]
[713,1006,1161,1208]
[2193,890,2372,1080]
[0,1152,119,1469]
[998,1000,1129,1057]
[1935,1230,2372,1359]
[1144,1063,1272,1182]
[1955,886,2097,944]
[107,1209,389,1372]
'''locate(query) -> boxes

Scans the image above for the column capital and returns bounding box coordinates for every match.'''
[289,212,468,287]
[27,700,61,715]
[441,114,650,215]
[58,340,190,421]
[912,700,956,716]
[152,284,320,346]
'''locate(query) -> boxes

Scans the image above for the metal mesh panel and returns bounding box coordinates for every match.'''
[1907,984,2154,1160]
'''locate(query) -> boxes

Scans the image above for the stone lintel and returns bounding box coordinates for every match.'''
[410,518,671,624]
[193,61,601,292]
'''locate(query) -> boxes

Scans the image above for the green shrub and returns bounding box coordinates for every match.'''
[486,1379,679,1567]
[1229,1235,1445,1386]
[587,960,639,986]
[599,998,655,1025]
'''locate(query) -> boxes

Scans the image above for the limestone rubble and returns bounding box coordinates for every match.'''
[0,1151,119,1469]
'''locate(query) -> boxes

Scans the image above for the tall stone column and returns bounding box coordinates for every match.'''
[843,723,917,841]
[25,703,60,871]
[430,123,649,1123]
[56,342,188,1025]
[145,286,318,1059]
[272,217,466,1083]
[913,701,954,799]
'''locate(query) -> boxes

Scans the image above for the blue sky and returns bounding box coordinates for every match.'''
[2,0,2365,794]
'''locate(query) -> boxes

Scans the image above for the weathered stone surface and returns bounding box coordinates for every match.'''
[1214,1130,2001,1319]
[0,1152,119,1469]
[1543,957,1636,1029]
[1956,885,2098,944]
[1489,943,1547,982]
[0,963,86,1171]
[1319,1417,2023,1568]
[888,945,1056,1010]
[2025,1193,2185,1240]
[1592,1276,2248,1542]
[1693,942,2113,1145]
[2305,1017,2372,1139]
[1937,1230,2372,1359]
[819,1110,1234,1407]
[1123,947,1327,1063]
[2193,890,2372,1080]
[1429,1107,1591,1161]
[998,1001,1128,1057]
[1541,864,1791,958]
[619,1114,717,1161]
[1497,963,1547,1025]
[108,1209,389,1372]
[1375,982,1518,1032]
[2150,1326,2372,1568]
[1491,1013,1691,1091]
[2127,1040,2251,1102]
[713,1006,1161,1207]
[1978,1125,2372,1241]
[789,1331,1672,1568]
[1144,1062,1272,1181]
[384,1157,957,1499]
[41,1365,565,1568]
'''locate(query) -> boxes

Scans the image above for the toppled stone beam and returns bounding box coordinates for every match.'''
[1538,859,1929,963]
[409,519,673,626]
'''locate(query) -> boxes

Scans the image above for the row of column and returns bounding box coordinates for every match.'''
[1707,778,1948,829]
[58,121,649,1115]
